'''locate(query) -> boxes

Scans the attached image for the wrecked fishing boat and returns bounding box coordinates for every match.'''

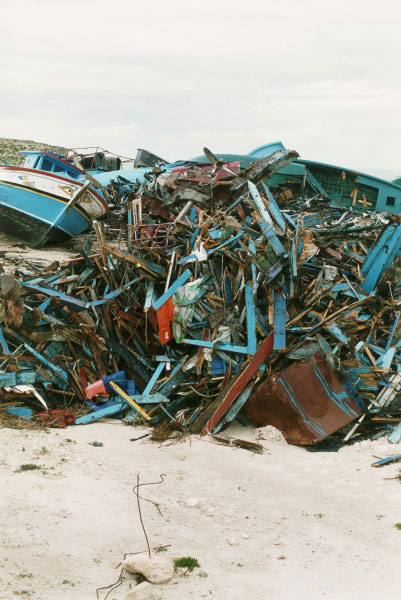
[0,151,108,247]
[191,142,401,215]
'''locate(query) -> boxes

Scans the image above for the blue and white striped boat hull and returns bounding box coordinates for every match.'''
[0,166,107,246]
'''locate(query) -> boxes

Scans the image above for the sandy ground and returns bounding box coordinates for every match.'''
[0,234,77,268]
[1,421,401,600]
[1,235,401,599]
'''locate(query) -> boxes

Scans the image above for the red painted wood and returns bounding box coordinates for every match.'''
[195,332,274,435]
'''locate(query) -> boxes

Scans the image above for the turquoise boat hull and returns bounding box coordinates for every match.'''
[0,180,92,246]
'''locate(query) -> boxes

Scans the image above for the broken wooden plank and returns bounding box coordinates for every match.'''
[75,402,126,424]
[191,332,274,435]
[109,381,151,421]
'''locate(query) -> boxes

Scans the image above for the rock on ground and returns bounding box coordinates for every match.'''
[123,555,174,584]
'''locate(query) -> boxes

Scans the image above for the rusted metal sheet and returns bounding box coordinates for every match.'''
[242,353,360,445]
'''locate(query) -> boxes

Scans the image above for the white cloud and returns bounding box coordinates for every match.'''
[0,0,401,169]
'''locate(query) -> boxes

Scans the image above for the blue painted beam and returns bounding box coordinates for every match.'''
[75,402,126,424]
[21,282,87,308]
[0,326,10,355]
[23,343,68,382]
[248,181,287,258]
[246,283,257,355]
[361,224,401,292]
[5,406,33,419]
[206,231,243,256]
[385,311,401,352]
[212,385,254,434]
[144,281,155,311]
[127,392,169,405]
[152,270,191,310]
[273,291,286,350]
[262,183,286,231]
[143,362,165,395]
[372,454,401,467]
[388,422,401,444]
[0,370,38,388]
[183,339,249,354]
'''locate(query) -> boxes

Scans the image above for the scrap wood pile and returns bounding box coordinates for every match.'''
[2,147,401,448]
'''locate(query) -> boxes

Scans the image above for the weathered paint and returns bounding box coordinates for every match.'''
[191,332,274,435]
[241,353,360,445]
[361,224,401,292]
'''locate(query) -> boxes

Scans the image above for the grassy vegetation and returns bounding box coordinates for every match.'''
[174,557,200,572]
[0,138,68,166]
[15,464,41,473]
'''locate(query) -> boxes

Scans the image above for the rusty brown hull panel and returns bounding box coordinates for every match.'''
[241,353,360,445]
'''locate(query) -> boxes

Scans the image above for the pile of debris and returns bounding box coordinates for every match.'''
[2,147,401,448]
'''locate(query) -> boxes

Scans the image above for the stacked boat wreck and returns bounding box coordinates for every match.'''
[1,141,401,450]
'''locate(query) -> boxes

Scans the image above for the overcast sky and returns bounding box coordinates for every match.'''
[1,0,401,177]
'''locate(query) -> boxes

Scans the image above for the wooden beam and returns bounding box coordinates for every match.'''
[191,332,274,435]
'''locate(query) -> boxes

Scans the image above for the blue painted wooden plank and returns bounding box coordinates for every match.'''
[189,227,200,249]
[283,212,297,228]
[178,253,198,264]
[5,407,33,419]
[258,221,287,258]
[326,324,349,344]
[376,347,396,369]
[75,402,126,424]
[308,312,349,344]
[246,283,257,355]
[22,343,68,382]
[362,227,393,274]
[183,339,249,354]
[249,239,257,284]
[206,231,243,256]
[372,454,401,467]
[0,326,10,354]
[155,360,186,396]
[127,202,132,250]
[152,270,191,310]
[21,282,87,308]
[143,362,165,395]
[262,183,286,231]
[87,277,142,307]
[127,392,169,405]
[273,291,286,350]
[385,311,401,352]
[224,276,233,303]
[291,239,297,278]
[208,229,222,240]
[248,182,287,258]
[388,422,401,444]
[361,224,401,292]
[38,298,52,311]
[0,370,38,388]
[248,181,275,228]
[77,267,95,286]
[305,169,329,198]
[212,385,253,434]
[144,281,155,311]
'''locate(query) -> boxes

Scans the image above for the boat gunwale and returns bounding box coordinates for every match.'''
[0,180,93,225]
[0,165,108,212]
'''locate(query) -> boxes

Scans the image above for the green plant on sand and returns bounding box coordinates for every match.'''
[174,557,200,572]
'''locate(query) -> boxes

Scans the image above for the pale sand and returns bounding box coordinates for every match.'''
[1,421,401,600]
[0,234,77,268]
